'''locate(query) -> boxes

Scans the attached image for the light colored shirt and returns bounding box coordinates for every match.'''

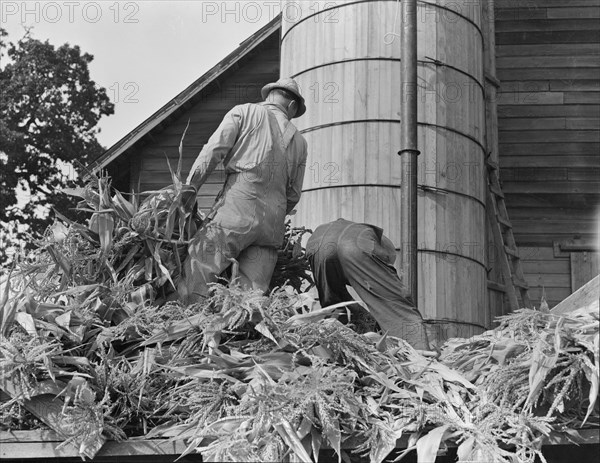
[186,102,308,215]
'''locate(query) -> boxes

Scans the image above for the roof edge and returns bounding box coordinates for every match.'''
[88,15,281,175]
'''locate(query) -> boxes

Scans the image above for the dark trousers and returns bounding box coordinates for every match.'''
[306,219,429,350]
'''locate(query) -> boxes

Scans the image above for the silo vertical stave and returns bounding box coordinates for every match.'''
[281,0,488,340]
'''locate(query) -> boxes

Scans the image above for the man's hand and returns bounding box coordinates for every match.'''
[416,349,441,359]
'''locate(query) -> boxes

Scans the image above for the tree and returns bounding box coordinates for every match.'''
[0,28,114,266]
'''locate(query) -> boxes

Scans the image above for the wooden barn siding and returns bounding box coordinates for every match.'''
[495,0,600,307]
[518,245,571,307]
[130,36,280,212]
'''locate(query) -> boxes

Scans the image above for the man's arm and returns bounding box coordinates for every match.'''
[186,106,242,189]
[286,138,308,214]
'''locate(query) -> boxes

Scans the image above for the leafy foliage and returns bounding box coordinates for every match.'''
[442,305,600,429]
[0,27,114,265]
[0,172,598,462]
[270,221,313,293]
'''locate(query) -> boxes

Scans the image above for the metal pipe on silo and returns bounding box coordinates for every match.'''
[399,0,419,305]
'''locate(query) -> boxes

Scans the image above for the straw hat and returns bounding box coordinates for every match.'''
[261,77,306,117]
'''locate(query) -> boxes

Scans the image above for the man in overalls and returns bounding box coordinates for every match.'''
[180,78,308,303]
[306,219,430,351]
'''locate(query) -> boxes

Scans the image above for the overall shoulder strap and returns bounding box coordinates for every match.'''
[281,121,297,151]
[264,106,297,152]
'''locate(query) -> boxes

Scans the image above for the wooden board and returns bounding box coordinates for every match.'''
[496,91,563,105]
[497,43,600,56]
[519,245,567,261]
[523,259,570,275]
[525,273,571,289]
[504,195,599,211]
[514,235,597,248]
[496,0,600,8]
[500,167,600,182]
[571,252,600,292]
[547,7,600,18]
[513,245,574,307]
[0,430,190,461]
[551,275,600,314]
[502,182,599,195]
[498,67,599,80]
[495,4,600,20]
[496,30,600,45]
[498,130,600,143]
[496,19,600,33]
[500,117,599,132]
[498,117,566,130]
[565,92,600,104]
[1,428,598,460]
[498,104,600,118]
[563,117,600,129]
[497,55,599,68]
[493,79,600,92]
[499,142,600,156]
[0,377,105,459]
[527,287,572,308]
[495,8,547,21]
[510,219,598,235]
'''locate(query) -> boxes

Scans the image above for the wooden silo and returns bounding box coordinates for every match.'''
[281,0,488,339]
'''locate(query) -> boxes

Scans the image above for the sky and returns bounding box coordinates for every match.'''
[1,0,277,148]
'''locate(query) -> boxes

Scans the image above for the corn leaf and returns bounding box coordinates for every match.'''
[274,420,313,463]
[526,341,559,407]
[177,120,190,181]
[15,312,38,338]
[324,418,342,463]
[456,436,476,462]
[416,425,450,463]
[0,271,17,337]
[90,212,114,255]
[111,190,135,220]
[311,427,322,462]
[582,332,599,425]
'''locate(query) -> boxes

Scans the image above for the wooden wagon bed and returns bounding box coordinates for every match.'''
[2,427,598,462]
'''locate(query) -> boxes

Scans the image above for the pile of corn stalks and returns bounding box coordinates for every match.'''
[0,175,598,462]
[442,303,599,430]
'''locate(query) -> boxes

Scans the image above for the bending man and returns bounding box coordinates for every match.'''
[180,78,308,303]
[306,218,430,350]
